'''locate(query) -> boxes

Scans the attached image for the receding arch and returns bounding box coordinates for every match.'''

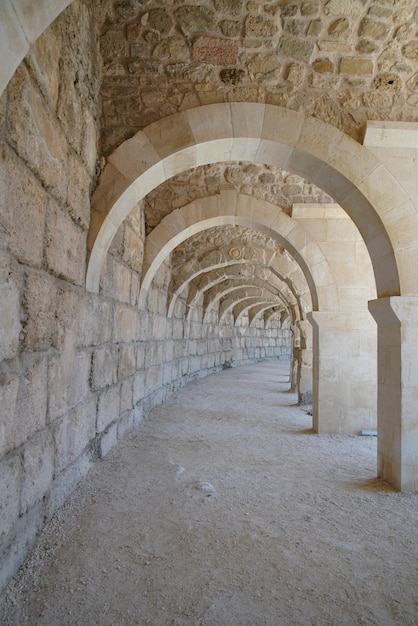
[87,103,405,298]
[137,191,340,312]
[171,255,307,321]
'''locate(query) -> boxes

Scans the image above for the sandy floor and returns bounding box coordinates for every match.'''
[1,361,417,626]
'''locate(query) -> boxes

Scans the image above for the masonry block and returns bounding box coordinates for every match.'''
[91,346,117,391]
[48,349,91,421]
[118,345,136,379]
[15,354,47,446]
[20,429,55,513]
[97,385,120,432]
[53,396,96,472]
[45,198,86,286]
[0,454,21,544]
[0,145,46,268]
[120,378,133,413]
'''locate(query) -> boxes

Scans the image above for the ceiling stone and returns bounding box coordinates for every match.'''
[96,0,418,156]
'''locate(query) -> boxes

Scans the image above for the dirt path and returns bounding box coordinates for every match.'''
[1,361,417,625]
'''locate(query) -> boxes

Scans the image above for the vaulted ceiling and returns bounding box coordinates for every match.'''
[96,0,417,325]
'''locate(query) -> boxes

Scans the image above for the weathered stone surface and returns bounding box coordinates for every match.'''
[174,7,217,33]
[359,18,391,40]
[118,346,136,380]
[220,20,241,37]
[340,57,374,75]
[128,60,161,74]
[356,39,378,54]
[0,147,46,268]
[248,54,281,82]
[307,19,323,37]
[45,199,86,286]
[153,37,189,61]
[245,15,278,38]
[284,19,307,37]
[15,355,47,446]
[328,18,349,38]
[53,396,96,471]
[287,63,305,84]
[91,346,117,391]
[313,58,334,73]
[97,385,120,432]
[0,254,21,361]
[324,0,364,17]
[403,41,418,60]
[0,373,19,456]
[0,455,20,543]
[147,8,173,34]
[48,347,90,421]
[192,37,239,65]
[213,0,243,15]
[372,73,401,91]
[220,68,245,84]
[21,429,55,513]
[101,31,127,59]
[278,36,314,62]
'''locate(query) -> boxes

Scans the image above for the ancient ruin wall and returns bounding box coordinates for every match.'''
[0,2,289,592]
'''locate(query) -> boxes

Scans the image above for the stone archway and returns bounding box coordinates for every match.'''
[89,105,418,489]
[86,103,408,298]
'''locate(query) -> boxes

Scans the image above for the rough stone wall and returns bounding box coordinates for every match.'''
[98,0,418,154]
[0,2,290,593]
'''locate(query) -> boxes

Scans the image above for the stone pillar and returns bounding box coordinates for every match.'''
[368,297,418,491]
[308,311,377,435]
[297,320,313,405]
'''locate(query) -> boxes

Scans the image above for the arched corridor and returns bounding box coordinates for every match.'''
[1,361,417,625]
[2,0,418,600]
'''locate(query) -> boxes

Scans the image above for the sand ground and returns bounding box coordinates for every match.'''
[1,360,417,625]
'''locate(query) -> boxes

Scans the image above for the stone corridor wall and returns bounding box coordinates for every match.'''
[0,2,290,592]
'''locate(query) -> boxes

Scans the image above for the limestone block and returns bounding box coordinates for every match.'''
[114,305,138,342]
[136,345,146,371]
[152,315,167,340]
[81,105,98,176]
[118,346,136,380]
[15,355,47,446]
[0,453,20,544]
[20,429,54,513]
[112,261,131,305]
[66,151,92,229]
[118,410,135,440]
[0,276,21,362]
[96,385,119,433]
[48,448,93,516]
[0,372,19,457]
[145,342,164,368]
[143,112,195,160]
[22,271,60,351]
[91,346,117,391]
[100,422,118,458]
[0,146,46,267]
[45,199,86,286]
[120,378,133,413]
[48,350,90,421]
[146,365,163,393]
[6,65,68,205]
[133,371,146,402]
[174,6,217,33]
[340,57,374,75]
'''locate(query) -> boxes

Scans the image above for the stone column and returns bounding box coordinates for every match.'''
[308,311,377,435]
[368,297,418,491]
[297,320,313,406]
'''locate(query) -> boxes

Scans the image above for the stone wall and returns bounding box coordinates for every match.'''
[0,2,290,593]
